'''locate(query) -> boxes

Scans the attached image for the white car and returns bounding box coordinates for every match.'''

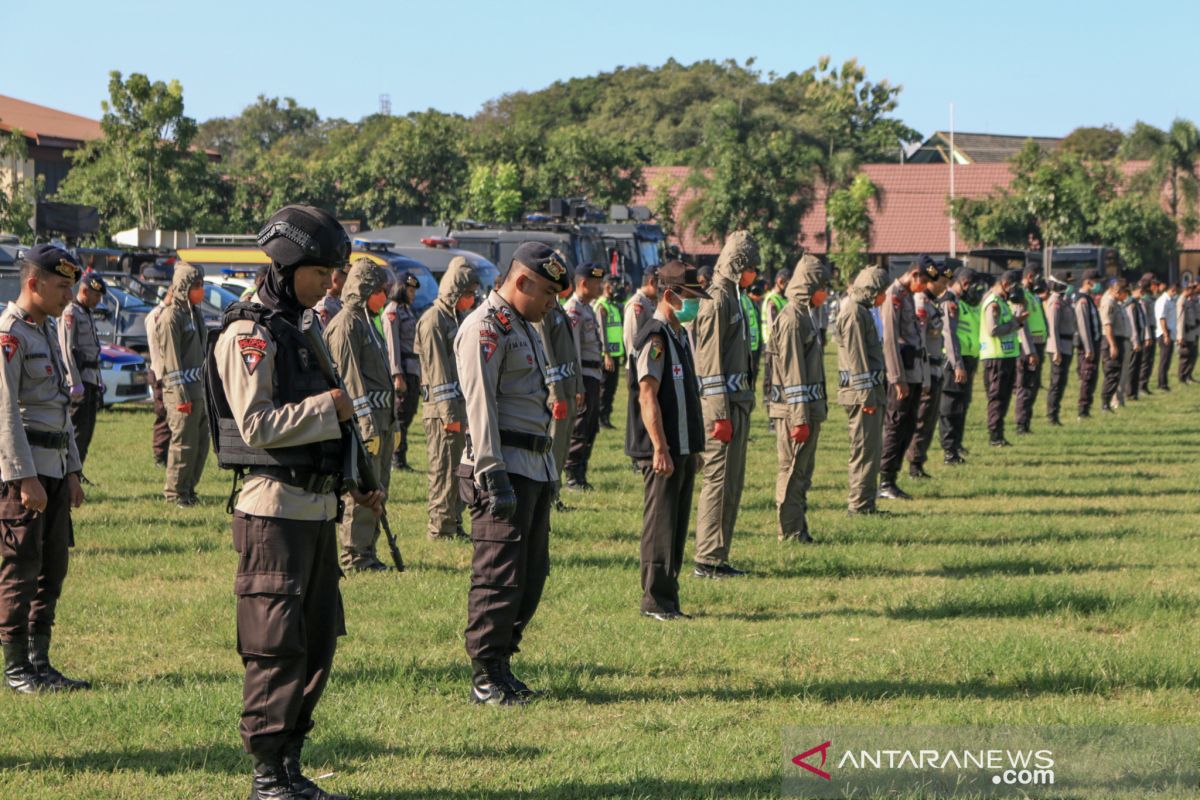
[99,343,151,407]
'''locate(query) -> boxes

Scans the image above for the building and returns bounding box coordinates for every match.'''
[904,131,1062,164]
[0,94,103,197]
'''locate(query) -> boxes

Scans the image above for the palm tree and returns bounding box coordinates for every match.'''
[1153,118,1200,231]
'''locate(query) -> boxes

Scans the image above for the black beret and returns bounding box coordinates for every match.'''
[402,272,421,289]
[83,271,107,294]
[257,205,350,269]
[577,262,605,281]
[915,254,940,282]
[512,242,571,290]
[22,244,81,281]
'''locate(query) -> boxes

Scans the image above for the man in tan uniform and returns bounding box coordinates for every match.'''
[312,263,346,327]
[145,288,171,467]
[324,258,395,572]
[0,245,88,693]
[836,266,890,515]
[563,264,605,490]
[768,255,828,543]
[209,204,380,798]
[692,231,759,578]
[383,272,422,471]
[154,263,209,507]
[59,271,106,465]
[535,273,581,513]
[1099,276,1131,412]
[416,256,479,540]
[623,266,659,360]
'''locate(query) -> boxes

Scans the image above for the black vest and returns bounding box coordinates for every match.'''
[204,302,342,474]
[1075,295,1101,347]
[625,319,705,460]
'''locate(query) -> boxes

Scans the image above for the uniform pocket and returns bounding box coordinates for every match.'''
[0,511,39,560]
[470,518,522,588]
[235,572,305,657]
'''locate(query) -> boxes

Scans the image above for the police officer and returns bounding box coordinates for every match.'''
[1074,269,1104,417]
[59,270,105,465]
[938,267,980,464]
[1125,279,1148,401]
[313,262,346,327]
[906,260,952,478]
[1013,268,1048,435]
[768,256,828,542]
[325,257,395,572]
[627,260,707,619]
[622,265,658,360]
[563,263,605,491]
[594,275,624,430]
[979,270,1031,446]
[383,272,421,471]
[145,287,171,467]
[1137,275,1157,395]
[878,257,935,499]
[535,271,579,513]
[1099,276,1130,412]
[692,231,759,578]
[155,263,209,507]
[1156,282,1179,390]
[210,204,380,799]
[416,256,479,540]
[760,267,791,429]
[455,242,561,705]
[1043,275,1076,426]
[836,266,890,515]
[1177,283,1198,384]
[0,245,88,694]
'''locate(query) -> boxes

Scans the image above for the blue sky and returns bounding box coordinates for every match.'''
[5,0,1195,141]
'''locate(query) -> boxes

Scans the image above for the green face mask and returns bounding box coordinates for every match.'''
[675,298,700,323]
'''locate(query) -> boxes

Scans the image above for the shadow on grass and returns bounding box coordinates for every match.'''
[761,558,1139,580]
[349,776,776,800]
[82,539,223,557]
[886,587,1197,620]
[867,525,1140,547]
[932,486,1197,499]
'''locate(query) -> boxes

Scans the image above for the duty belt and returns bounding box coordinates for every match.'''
[928,355,944,367]
[581,359,602,370]
[500,430,553,455]
[25,428,71,450]
[247,466,339,495]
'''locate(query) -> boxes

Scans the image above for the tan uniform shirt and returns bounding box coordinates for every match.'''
[623,290,656,363]
[145,302,166,379]
[915,292,944,380]
[455,292,554,483]
[768,300,827,426]
[59,300,102,388]
[324,304,394,444]
[215,316,342,520]
[313,294,342,328]
[535,305,582,409]
[693,274,754,423]
[1044,292,1077,356]
[564,294,602,380]
[416,301,466,424]
[881,280,925,386]
[0,303,82,480]
[383,300,420,379]
[836,300,887,407]
[1099,293,1130,339]
[940,290,965,371]
[154,298,207,407]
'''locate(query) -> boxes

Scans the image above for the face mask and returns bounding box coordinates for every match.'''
[811,289,828,308]
[1090,284,1103,295]
[873,293,886,307]
[675,298,700,323]
[367,290,387,314]
[187,285,205,305]
[455,293,476,313]
[739,270,757,289]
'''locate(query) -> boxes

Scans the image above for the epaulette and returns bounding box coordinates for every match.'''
[486,306,514,334]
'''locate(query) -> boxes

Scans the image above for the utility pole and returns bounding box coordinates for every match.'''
[949,103,956,258]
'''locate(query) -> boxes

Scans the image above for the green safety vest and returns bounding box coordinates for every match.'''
[1025,293,1047,340]
[957,300,980,358]
[740,291,761,352]
[763,290,786,346]
[594,296,625,358]
[979,292,1019,360]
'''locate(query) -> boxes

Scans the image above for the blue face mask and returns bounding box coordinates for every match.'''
[674,298,700,323]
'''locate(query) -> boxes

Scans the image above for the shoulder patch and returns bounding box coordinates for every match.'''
[64,313,74,329]
[648,336,664,360]
[237,336,267,376]
[946,301,958,317]
[0,334,18,363]
[479,328,500,362]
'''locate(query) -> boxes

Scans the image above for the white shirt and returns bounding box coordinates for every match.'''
[1155,292,1177,338]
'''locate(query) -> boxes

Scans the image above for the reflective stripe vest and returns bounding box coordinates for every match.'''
[979,293,1019,359]
[957,301,981,358]
[593,296,625,358]
[740,291,761,352]
[1025,293,1047,340]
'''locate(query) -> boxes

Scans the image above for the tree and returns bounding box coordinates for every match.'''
[533,126,645,209]
[826,174,878,275]
[1062,126,1124,160]
[648,172,679,240]
[1119,121,1166,160]
[196,95,323,168]
[463,162,524,222]
[1147,118,1199,233]
[0,130,37,237]
[1094,195,1177,272]
[55,71,224,236]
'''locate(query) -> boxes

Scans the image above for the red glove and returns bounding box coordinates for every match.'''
[176,402,193,414]
[789,423,810,444]
[710,418,733,443]
[445,421,462,433]
[863,406,876,415]
[552,400,568,420]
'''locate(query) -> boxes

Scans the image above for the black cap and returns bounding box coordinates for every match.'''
[577,262,605,281]
[657,260,710,300]
[83,271,107,294]
[512,241,571,290]
[402,271,421,289]
[22,244,81,281]
[1081,268,1101,282]
[915,254,940,282]
[257,205,351,270]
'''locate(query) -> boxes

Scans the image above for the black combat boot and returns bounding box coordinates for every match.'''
[908,463,933,479]
[249,755,302,800]
[599,415,614,430]
[28,633,90,690]
[501,655,538,700]
[470,659,525,706]
[282,736,348,800]
[3,638,45,694]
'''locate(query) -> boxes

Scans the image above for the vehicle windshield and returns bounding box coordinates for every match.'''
[103,287,152,312]
[575,235,606,267]
[639,240,662,268]
[204,283,240,311]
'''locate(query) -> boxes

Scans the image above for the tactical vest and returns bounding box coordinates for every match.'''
[740,292,761,352]
[204,302,343,475]
[595,297,625,359]
[625,320,704,460]
[979,293,1019,360]
[1025,293,1047,340]
[957,300,981,359]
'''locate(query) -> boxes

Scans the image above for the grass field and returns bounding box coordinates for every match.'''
[1,358,1198,799]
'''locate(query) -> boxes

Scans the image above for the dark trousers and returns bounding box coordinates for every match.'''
[638,454,696,615]
[983,358,1017,442]
[233,512,344,757]
[1139,338,1155,392]
[1158,339,1174,389]
[1125,346,1142,400]
[939,356,977,457]
[761,352,774,405]
[0,476,71,641]
[565,376,601,482]
[880,382,921,482]
[1179,340,1196,383]
[460,473,552,661]
[906,377,942,467]
[393,374,420,466]
[599,366,619,422]
[1101,339,1127,408]
[70,382,103,466]
[1045,352,1073,422]
[1014,342,1045,429]
[1077,348,1100,415]
[150,376,170,463]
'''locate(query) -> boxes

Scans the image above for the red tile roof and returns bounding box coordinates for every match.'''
[0,94,102,145]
